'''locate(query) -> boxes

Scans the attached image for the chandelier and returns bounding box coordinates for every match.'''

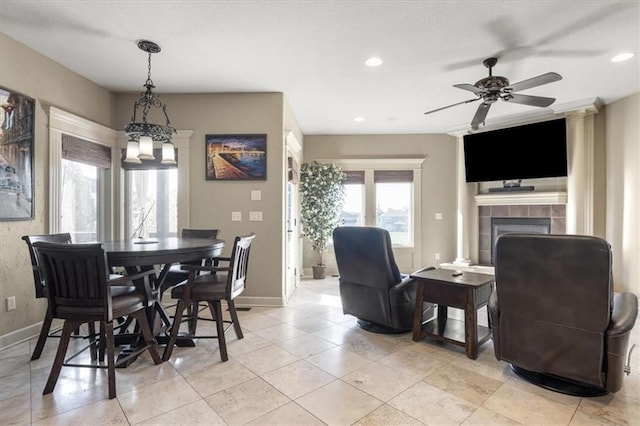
[124,40,176,164]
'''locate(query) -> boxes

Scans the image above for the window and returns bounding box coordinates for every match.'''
[122,148,178,239]
[61,160,99,242]
[59,133,112,242]
[340,170,365,226]
[333,159,423,248]
[126,169,178,239]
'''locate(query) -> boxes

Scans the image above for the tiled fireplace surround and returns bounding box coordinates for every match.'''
[477,204,566,266]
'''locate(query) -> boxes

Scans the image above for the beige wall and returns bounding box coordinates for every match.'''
[605,92,640,295]
[0,33,114,338]
[303,134,458,272]
[113,92,288,306]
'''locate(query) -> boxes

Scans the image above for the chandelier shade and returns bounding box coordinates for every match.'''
[124,40,177,164]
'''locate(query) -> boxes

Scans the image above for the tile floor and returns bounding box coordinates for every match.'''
[1,277,639,425]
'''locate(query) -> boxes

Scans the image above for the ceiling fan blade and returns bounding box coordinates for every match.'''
[505,93,556,108]
[471,103,491,129]
[508,72,562,92]
[453,84,484,95]
[424,97,479,115]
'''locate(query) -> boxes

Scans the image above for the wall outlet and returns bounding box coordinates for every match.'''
[251,190,262,201]
[249,211,263,221]
[6,296,16,311]
[434,253,441,260]
[231,211,242,221]
[435,212,443,220]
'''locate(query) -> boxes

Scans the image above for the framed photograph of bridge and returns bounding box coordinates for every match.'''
[205,134,267,181]
[0,86,35,221]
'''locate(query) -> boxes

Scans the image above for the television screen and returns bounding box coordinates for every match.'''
[463,118,568,183]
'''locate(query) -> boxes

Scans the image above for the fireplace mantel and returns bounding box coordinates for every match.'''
[475,191,567,206]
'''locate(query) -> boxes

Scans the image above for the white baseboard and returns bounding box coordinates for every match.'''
[235,295,284,308]
[0,322,43,351]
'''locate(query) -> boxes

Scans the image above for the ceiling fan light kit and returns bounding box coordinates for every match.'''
[425,57,562,130]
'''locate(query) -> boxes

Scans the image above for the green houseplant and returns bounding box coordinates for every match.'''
[299,161,346,279]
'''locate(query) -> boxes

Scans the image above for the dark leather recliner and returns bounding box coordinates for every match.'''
[332,226,435,333]
[489,233,638,396]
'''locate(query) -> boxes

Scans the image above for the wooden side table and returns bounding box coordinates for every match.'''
[411,268,494,359]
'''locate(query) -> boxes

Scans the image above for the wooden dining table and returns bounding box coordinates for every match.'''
[101,237,225,358]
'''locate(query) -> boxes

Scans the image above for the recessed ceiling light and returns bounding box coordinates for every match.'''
[354,116,365,122]
[364,57,383,67]
[611,52,634,62]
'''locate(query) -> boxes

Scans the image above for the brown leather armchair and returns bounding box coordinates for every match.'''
[332,226,435,333]
[489,233,638,396]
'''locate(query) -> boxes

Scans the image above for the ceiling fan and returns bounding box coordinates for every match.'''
[425,57,562,130]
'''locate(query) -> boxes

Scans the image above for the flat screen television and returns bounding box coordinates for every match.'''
[463,118,568,183]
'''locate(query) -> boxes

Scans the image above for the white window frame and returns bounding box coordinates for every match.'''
[117,130,193,240]
[48,107,117,239]
[322,158,425,272]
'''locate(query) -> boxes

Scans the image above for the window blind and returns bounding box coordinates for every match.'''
[373,170,413,183]
[62,134,111,169]
[344,170,365,184]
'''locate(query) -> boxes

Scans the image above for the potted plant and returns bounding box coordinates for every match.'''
[299,161,346,279]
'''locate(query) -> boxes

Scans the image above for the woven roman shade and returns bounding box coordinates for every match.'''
[373,170,413,183]
[344,170,365,184]
[62,134,111,169]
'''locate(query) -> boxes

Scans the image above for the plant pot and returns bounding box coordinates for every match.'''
[312,265,326,279]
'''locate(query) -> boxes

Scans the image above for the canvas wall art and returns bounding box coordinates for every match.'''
[0,86,35,220]
[205,134,267,181]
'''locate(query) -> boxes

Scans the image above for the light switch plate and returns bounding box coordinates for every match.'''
[251,190,262,201]
[232,211,242,221]
[435,212,443,220]
[249,211,263,221]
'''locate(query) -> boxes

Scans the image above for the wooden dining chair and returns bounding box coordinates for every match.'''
[163,232,255,362]
[22,233,99,360]
[33,241,162,399]
[161,228,221,332]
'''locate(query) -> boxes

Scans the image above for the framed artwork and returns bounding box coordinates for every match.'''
[0,86,35,220]
[205,134,267,180]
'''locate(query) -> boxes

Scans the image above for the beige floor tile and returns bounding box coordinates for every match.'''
[254,323,309,343]
[342,362,421,402]
[352,404,425,425]
[307,346,372,377]
[0,351,30,379]
[262,359,336,399]
[449,349,514,383]
[205,377,290,424]
[114,356,181,395]
[578,392,640,426]
[117,376,201,424]
[32,398,128,425]
[289,316,337,333]
[377,345,448,378]
[424,363,505,406]
[569,409,621,426]
[462,407,522,425]
[222,330,272,356]
[483,382,578,425]
[341,332,406,361]
[504,375,581,408]
[0,370,30,401]
[233,344,299,374]
[247,401,325,425]
[235,313,282,332]
[185,358,257,397]
[263,307,317,323]
[615,373,639,400]
[0,341,30,359]
[296,380,383,425]
[136,399,226,425]
[311,323,362,345]
[275,333,337,358]
[0,393,31,425]
[389,381,477,425]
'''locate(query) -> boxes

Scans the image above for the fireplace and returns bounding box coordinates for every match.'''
[491,217,551,264]
[478,204,566,266]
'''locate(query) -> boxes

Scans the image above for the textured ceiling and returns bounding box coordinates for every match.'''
[1,0,638,134]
